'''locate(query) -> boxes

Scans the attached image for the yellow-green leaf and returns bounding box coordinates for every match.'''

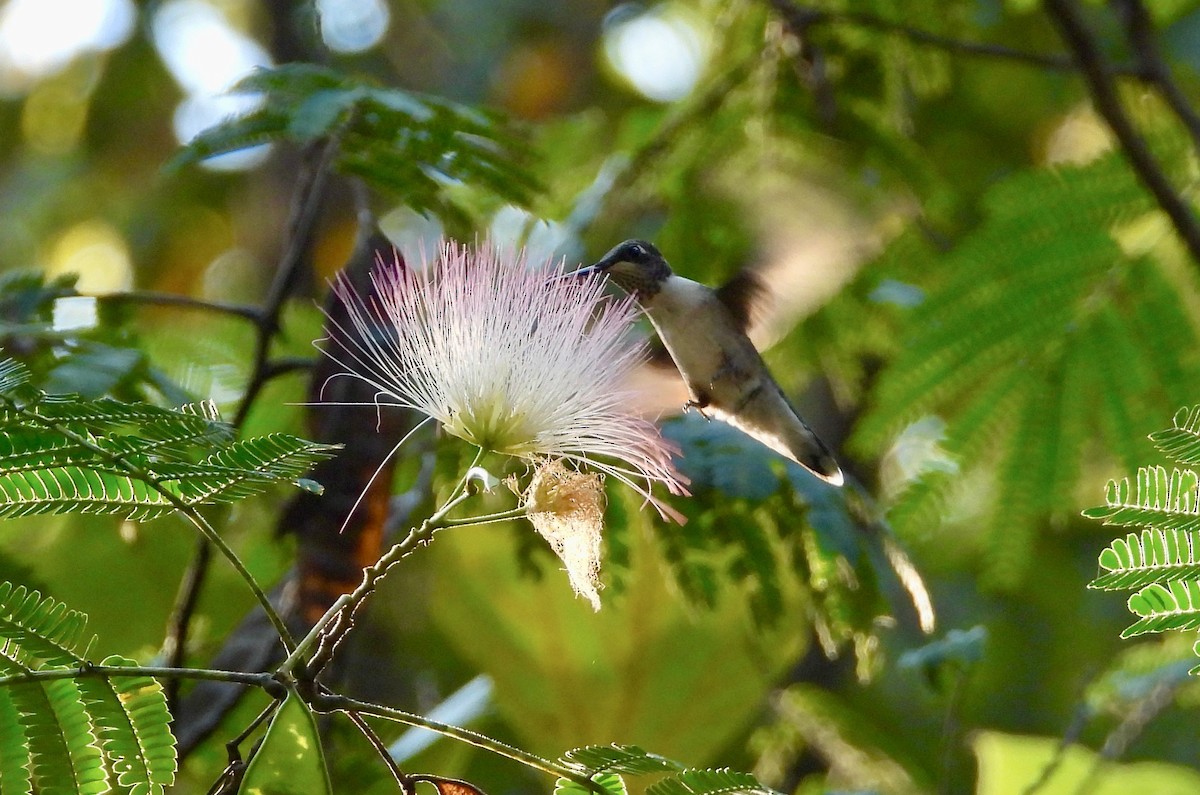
[239,694,331,795]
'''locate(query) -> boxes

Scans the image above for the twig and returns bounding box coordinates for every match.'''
[345,709,412,793]
[765,0,1147,75]
[936,665,971,795]
[604,62,750,204]
[1044,0,1200,265]
[162,535,213,706]
[97,291,262,323]
[1071,673,1184,795]
[0,663,277,689]
[236,133,345,429]
[209,701,281,795]
[281,452,484,679]
[166,133,346,684]
[1110,0,1200,153]
[262,356,315,381]
[316,693,604,794]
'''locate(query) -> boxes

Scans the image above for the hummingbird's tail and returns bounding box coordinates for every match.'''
[714,394,844,486]
[782,417,844,487]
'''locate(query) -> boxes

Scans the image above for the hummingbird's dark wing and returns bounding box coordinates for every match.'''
[714,268,769,334]
[643,267,768,370]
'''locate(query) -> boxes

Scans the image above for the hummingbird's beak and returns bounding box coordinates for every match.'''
[546,259,611,285]
[574,252,621,278]
[570,264,604,278]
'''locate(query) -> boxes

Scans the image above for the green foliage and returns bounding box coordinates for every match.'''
[554,773,626,795]
[240,693,331,795]
[1091,526,1200,590]
[1148,406,1200,465]
[1122,580,1200,638]
[0,582,176,794]
[852,144,1200,586]
[973,731,1200,794]
[647,770,773,795]
[0,272,188,406]
[555,746,772,795]
[557,745,684,776]
[1084,407,1200,668]
[0,359,338,521]
[654,415,897,664]
[170,64,537,221]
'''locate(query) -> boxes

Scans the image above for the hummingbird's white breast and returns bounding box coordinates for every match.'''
[641,275,766,408]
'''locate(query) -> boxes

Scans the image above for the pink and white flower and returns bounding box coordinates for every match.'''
[320,240,688,523]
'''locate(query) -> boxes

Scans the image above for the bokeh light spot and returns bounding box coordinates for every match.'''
[0,0,134,90]
[52,296,98,332]
[151,0,273,170]
[317,0,390,53]
[47,220,132,294]
[602,3,707,103]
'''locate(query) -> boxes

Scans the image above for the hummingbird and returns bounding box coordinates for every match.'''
[575,239,844,486]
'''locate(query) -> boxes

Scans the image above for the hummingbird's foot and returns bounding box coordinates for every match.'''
[683,399,712,420]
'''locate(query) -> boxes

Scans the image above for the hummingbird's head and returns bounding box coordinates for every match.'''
[575,240,673,301]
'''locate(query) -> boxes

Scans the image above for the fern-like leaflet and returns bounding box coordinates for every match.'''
[553,745,775,795]
[169,63,537,218]
[0,582,176,795]
[850,136,1200,587]
[0,359,338,520]
[1085,407,1200,671]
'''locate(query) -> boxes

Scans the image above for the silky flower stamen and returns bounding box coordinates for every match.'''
[523,459,606,611]
[319,240,688,521]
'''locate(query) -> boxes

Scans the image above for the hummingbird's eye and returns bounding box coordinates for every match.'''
[629,244,646,258]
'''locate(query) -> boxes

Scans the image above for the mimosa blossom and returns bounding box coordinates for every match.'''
[320,240,688,523]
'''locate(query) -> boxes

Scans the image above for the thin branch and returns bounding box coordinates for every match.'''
[167,132,346,684]
[439,507,525,527]
[318,693,604,794]
[0,663,277,689]
[236,133,345,429]
[766,0,1147,76]
[344,709,412,793]
[1111,0,1200,153]
[1044,0,1200,265]
[208,702,281,795]
[262,356,315,381]
[281,460,482,679]
[97,291,262,323]
[603,62,751,205]
[163,534,214,707]
[1071,672,1186,795]
[6,396,297,653]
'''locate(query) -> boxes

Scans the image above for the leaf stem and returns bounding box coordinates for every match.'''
[441,507,526,527]
[318,693,602,792]
[177,510,297,651]
[766,1,1148,76]
[0,664,277,689]
[7,399,297,652]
